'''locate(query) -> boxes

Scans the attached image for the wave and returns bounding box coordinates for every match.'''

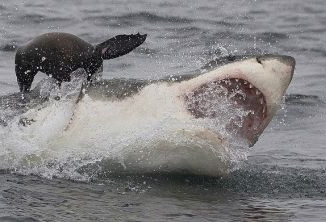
[285,94,325,106]
[0,43,17,52]
[85,12,193,27]
[107,164,326,197]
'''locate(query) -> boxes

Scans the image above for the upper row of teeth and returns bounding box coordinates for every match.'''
[231,79,252,87]
[231,78,262,95]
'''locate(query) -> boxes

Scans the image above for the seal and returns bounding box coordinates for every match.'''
[15,32,147,92]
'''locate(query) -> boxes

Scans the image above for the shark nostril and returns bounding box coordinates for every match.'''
[256,57,262,64]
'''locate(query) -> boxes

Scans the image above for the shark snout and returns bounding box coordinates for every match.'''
[278,55,295,81]
[258,54,295,78]
[257,54,295,66]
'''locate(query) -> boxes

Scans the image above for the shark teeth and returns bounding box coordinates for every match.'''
[185,78,268,133]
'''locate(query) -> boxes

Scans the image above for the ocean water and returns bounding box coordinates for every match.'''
[0,0,325,221]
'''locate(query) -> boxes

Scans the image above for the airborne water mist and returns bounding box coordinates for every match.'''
[0,75,251,180]
[0,54,294,180]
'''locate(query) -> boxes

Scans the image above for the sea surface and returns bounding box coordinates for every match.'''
[0,0,325,221]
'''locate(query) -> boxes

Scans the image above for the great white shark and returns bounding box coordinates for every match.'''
[0,54,295,176]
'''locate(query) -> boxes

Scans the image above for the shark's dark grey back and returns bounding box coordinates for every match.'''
[0,88,49,126]
[84,78,150,100]
[201,55,254,71]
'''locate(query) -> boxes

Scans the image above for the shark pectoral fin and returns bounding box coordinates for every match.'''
[95,33,147,60]
[64,102,80,132]
[64,81,89,131]
[75,81,89,104]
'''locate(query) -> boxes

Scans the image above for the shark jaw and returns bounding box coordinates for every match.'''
[179,54,295,146]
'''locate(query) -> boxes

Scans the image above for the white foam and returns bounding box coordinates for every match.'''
[0,77,251,180]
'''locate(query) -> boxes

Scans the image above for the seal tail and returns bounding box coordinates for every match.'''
[95,33,147,60]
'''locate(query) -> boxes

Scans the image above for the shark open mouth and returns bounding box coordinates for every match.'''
[184,78,267,144]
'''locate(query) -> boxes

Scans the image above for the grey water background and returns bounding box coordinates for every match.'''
[0,0,325,221]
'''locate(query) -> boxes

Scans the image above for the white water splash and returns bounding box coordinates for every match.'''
[0,72,252,180]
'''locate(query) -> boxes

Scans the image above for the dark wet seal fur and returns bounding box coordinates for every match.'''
[15,32,147,92]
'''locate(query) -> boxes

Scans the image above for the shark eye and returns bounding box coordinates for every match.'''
[256,57,262,64]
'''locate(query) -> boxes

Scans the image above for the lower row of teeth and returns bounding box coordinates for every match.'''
[226,78,266,114]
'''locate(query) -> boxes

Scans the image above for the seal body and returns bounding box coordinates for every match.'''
[15,32,147,92]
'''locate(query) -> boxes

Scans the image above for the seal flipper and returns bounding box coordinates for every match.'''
[95,33,147,60]
[15,49,38,92]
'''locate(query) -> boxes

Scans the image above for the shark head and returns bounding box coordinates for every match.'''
[179,54,295,146]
